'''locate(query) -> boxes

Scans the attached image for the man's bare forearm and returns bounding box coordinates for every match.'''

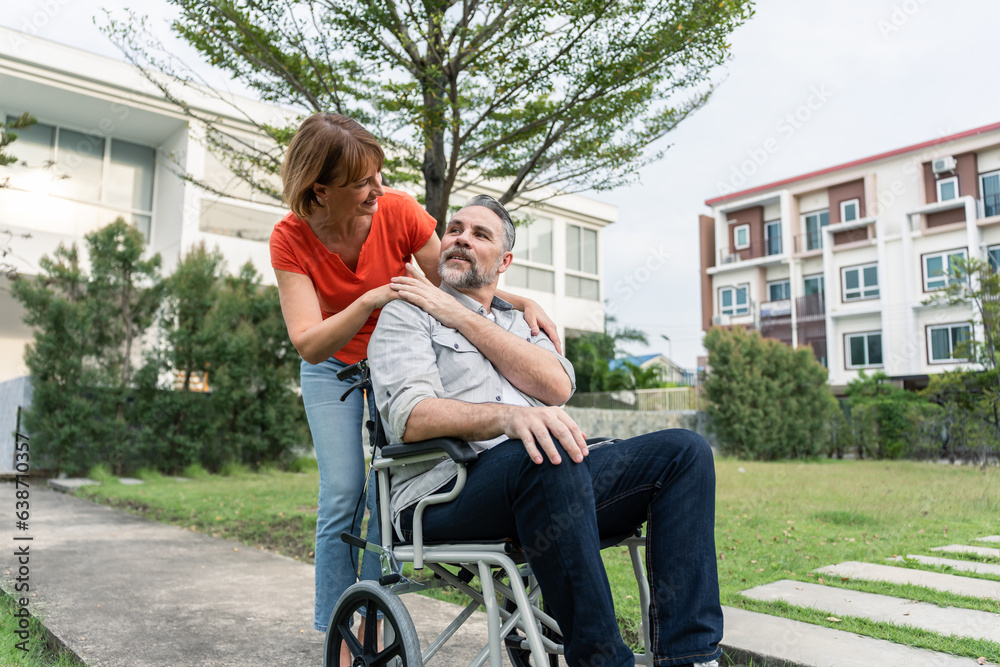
[451,309,572,405]
[402,398,511,443]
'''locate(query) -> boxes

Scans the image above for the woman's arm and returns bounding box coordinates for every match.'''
[275,269,397,364]
[494,290,562,354]
[411,232,442,287]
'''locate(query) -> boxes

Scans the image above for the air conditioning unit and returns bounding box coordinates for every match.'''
[721,254,737,265]
[932,156,957,175]
[712,314,731,326]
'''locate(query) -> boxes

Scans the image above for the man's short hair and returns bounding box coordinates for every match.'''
[464,194,515,254]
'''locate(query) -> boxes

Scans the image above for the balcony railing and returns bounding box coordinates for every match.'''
[794,231,824,253]
[718,239,783,265]
[796,293,825,319]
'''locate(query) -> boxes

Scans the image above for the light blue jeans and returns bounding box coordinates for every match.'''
[300,356,383,632]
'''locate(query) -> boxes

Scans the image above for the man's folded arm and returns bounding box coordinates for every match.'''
[451,309,575,406]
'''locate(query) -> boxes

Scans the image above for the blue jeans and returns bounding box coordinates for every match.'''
[401,429,722,667]
[301,357,383,632]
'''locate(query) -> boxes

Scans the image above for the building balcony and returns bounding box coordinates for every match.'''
[793,231,824,254]
[716,238,785,268]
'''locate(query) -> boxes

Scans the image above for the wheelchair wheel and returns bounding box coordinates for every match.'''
[325,580,422,667]
[502,584,560,667]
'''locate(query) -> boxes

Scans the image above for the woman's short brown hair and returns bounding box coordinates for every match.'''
[280,113,385,219]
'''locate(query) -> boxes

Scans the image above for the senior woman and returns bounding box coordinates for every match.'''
[269,113,558,646]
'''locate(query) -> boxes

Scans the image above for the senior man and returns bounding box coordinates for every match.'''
[368,195,722,667]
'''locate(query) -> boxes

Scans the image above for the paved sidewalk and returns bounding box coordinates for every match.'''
[0,483,494,666]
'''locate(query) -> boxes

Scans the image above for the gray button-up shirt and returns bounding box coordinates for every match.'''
[368,283,576,536]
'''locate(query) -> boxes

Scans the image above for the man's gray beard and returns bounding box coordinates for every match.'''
[439,255,501,290]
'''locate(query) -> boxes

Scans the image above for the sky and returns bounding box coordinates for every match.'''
[3,0,1000,368]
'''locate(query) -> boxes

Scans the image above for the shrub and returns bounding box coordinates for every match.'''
[703,326,837,460]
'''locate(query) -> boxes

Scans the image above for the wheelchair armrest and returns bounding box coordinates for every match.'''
[381,437,478,465]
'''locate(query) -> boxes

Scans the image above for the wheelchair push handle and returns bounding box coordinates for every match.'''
[337,359,371,402]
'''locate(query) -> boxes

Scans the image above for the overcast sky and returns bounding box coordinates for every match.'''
[3,0,999,367]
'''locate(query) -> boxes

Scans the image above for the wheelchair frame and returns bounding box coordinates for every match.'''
[325,361,653,667]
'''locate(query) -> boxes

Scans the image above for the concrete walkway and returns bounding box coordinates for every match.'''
[0,483,495,666]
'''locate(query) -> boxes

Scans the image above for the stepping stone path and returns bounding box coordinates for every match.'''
[725,536,1000,666]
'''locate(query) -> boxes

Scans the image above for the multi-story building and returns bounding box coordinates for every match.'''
[0,28,615,470]
[699,122,1000,391]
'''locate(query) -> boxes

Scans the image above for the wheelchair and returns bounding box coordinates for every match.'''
[326,360,653,667]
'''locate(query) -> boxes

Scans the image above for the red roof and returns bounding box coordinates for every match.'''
[704,120,1000,207]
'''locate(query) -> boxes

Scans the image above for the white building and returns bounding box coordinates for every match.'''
[0,28,615,468]
[698,122,1000,392]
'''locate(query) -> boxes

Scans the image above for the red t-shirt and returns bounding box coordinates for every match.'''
[269,187,437,364]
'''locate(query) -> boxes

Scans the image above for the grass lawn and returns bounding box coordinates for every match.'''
[78,458,1000,661]
[0,592,84,667]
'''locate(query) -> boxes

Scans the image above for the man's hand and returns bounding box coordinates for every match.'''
[501,405,588,465]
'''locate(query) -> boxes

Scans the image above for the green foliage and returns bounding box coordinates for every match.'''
[922,256,1000,448]
[0,111,36,169]
[702,326,837,460]
[102,1,753,232]
[844,371,924,460]
[565,318,650,392]
[12,220,308,475]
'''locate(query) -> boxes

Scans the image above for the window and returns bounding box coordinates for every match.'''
[936,176,958,202]
[767,279,790,301]
[733,224,750,250]
[507,216,555,293]
[566,223,599,299]
[989,245,1000,272]
[720,285,749,316]
[4,115,156,237]
[928,323,972,363]
[804,274,825,296]
[923,249,967,291]
[840,198,860,222]
[846,332,883,369]
[764,220,782,255]
[981,170,1000,217]
[841,263,879,301]
[566,223,597,273]
[505,265,555,293]
[803,210,829,251]
[517,217,554,266]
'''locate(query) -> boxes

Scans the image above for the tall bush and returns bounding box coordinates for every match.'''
[844,371,923,459]
[703,326,837,460]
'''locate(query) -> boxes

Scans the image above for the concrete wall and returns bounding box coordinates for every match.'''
[565,408,716,449]
[0,375,32,474]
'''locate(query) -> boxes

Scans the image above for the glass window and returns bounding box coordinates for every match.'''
[923,249,967,291]
[936,176,958,202]
[767,279,790,301]
[517,217,553,266]
[846,332,883,368]
[804,274,825,296]
[566,223,597,274]
[504,264,554,293]
[5,116,54,168]
[981,171,1000,218]
[733,224,750,250]
[929,324,971,362]
[842,263,879,301]
[720,285,749,316]
[107,139,155,212]
[989,245,1000,272]
[53,128,105,202]
[764,220,782,255]
[804,210,829,251]
[566,275,599,300]
[840,198,859,222]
